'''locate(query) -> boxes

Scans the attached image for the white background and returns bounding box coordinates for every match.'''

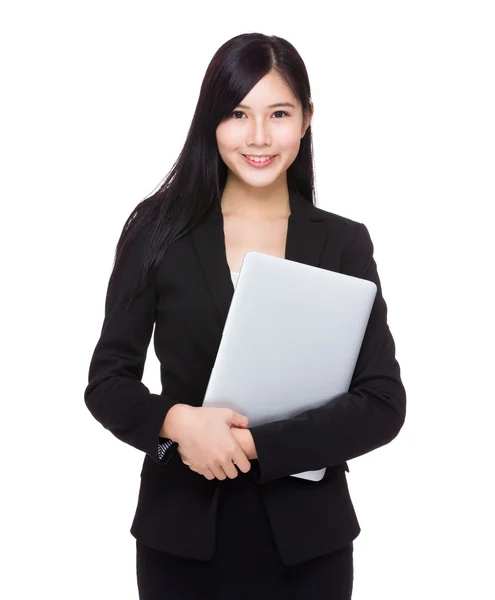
[2,1,494,598]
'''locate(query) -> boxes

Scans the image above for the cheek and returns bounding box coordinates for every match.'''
[276,127,303,152]
[216,123,240,153]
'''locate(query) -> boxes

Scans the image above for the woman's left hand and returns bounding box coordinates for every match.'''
[231,426,257,459]
[178,427,257,478]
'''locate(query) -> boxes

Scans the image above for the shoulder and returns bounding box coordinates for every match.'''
[311,206,375,277]
[312,205,369,245]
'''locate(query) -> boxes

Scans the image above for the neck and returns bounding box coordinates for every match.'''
[220,177,290,219]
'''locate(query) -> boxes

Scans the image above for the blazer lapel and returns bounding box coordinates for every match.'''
[191,188,330,329]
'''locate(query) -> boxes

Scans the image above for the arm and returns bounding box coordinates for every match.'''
[248,222,406,484]
[84,221,180,464]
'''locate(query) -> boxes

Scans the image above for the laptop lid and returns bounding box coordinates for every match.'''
[202,251,377,481]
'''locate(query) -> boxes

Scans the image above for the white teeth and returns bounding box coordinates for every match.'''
[246,155,273,162]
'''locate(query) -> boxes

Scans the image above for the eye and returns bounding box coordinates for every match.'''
[231,110,289,119]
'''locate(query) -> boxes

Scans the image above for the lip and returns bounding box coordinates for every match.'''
[241,154,277,167]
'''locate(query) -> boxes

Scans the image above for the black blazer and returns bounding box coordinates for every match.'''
[84,189,406,566]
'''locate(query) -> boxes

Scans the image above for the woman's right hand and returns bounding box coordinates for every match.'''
[163,405,252,480]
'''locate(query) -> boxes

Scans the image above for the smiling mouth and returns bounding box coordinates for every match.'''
[242,154,276,159]
[241,154,277,167]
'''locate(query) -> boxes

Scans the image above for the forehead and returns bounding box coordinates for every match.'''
[238,71,299,108]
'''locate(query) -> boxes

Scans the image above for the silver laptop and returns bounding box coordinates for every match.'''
[202,251,377,481]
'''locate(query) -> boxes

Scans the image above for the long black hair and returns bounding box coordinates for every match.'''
[108,32,316,311]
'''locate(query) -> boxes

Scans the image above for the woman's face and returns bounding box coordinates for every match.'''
[216,69,312,190]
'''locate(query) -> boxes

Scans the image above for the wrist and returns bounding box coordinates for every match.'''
[160,403,188,439]
[247,430,257,460]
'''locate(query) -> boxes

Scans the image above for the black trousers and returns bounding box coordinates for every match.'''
[136,475,354,599]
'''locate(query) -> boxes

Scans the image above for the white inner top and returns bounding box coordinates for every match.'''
[230,271,239,288]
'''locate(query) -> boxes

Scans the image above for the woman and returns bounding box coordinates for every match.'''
[84,32,406,599]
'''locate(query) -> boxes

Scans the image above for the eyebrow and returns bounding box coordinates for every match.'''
[236,102,296,109]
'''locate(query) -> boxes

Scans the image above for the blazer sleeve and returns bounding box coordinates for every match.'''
[84,221,179,464]
[158,437,178,460]
[248,222,407,484]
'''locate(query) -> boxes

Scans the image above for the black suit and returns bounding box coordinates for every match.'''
[84,189,406,567]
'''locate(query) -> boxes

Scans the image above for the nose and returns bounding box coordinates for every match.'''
[246,117,272,147]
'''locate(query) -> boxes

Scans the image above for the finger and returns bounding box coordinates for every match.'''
[232,447,251,473]
[221,458,239,480]
[203,468,215,480]
[229,411,249,428]
[209,464,228,480]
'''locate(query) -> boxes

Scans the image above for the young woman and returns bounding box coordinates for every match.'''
[84,32,406,599]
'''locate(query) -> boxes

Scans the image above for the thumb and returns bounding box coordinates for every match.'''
[229,412,249,428]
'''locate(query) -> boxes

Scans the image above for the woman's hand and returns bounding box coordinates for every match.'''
[178,426,257,480]
[170,406,252,480]
[230,426,257,460]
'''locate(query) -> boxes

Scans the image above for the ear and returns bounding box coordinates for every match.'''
[301,101,314,138]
